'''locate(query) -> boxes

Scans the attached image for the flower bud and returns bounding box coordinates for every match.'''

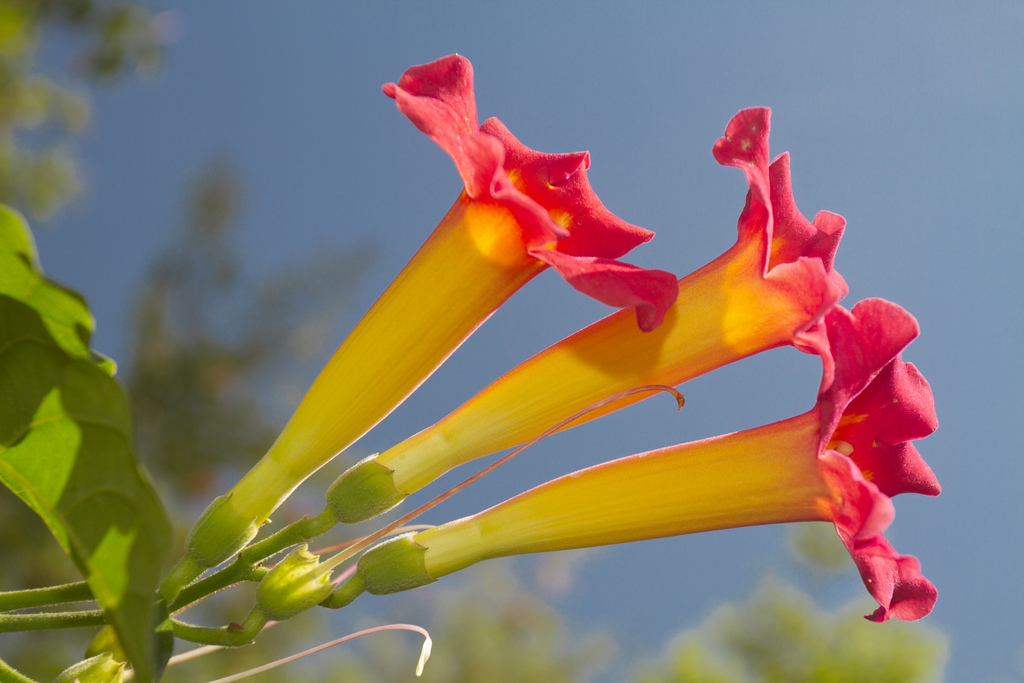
[255,545,333,621]
[184,493,260,568]
[326,455,406,523]
[356,533,435,595]
[53,653,125,683]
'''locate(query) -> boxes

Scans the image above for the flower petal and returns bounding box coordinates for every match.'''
[382,54,482,195]
[481,119,655,257]
[818,451,936,622]
[852,537,938,622]
[768,153,848,298]
[713,107,772,213]
[528,248,679,331]
[818,450,895,542]
[834,358,941,497]
[465,131,567,246]
[808,302,939,621]
[816,299,921,453]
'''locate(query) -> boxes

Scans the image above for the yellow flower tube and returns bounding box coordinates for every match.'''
[421,414,828,568]
[331,106,849,522]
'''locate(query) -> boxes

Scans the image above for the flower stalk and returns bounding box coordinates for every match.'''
[0,582,93,613]
[0,609,107,633]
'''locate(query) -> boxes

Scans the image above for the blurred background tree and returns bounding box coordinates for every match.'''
[0,3,951,680]
[631,578,947,683]
[624,525,948,683]
[0,0,163,219]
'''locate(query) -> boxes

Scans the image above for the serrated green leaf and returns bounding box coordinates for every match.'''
[0,207,171,683]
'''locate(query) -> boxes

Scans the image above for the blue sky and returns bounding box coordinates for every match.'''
[36,2,1023,679]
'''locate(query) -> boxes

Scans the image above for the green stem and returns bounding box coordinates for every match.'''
[0,658,38,683]
[0,609,105,633]
[0,582,93,612]
[243,509,339,566]
[320,574,365,609]
[169,608,268,647]
[169,509,337,613]
[171,564,268,613]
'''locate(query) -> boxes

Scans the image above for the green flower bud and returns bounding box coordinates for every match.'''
[255,545,333,621]
[185,493,261,568]
[53,653,125,683]
[357,533,435,595]
[327,455,406,524]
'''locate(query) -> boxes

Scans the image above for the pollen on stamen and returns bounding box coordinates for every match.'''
[740,139,752,151]
[827,440,855,456]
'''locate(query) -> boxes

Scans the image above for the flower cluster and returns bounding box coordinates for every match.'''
[173,55,940,623]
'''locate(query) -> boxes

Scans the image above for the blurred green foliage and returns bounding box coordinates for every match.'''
[632,579,947,683]
[360,567,611,683]
[789,522,857,575]
[0,0,162,219]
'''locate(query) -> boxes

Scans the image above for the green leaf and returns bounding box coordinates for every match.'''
[0,207,170,682]
[0,205,98,365]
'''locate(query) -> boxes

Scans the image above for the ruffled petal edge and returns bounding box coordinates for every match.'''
[529,249,679,332]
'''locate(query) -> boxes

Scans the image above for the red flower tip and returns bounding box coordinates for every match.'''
[808,300,939,620]
[384,55,483,195]
[481,119,655,258]
[384,55,654,257]
[817,300,920,443]
[384,55,560,246]
[713,110,848,301]
[768,153,849,299]
[854,538,938,622]
[713,107,772,209]
[465,131,568,246]
[820,451,938,622]
[386,55,678,329]
[815,299,939,498]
